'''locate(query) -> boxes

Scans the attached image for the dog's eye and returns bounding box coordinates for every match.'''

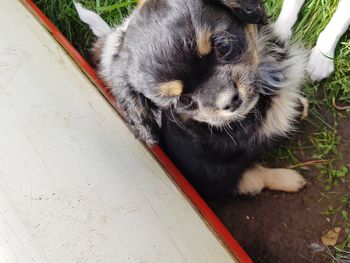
[179,95,192,106]
[215,34,232,57]
[214,32,245,63]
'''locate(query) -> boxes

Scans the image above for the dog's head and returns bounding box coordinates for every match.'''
[120,0,268,127]
[76,0,271,139]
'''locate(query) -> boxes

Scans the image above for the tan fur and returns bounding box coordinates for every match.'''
[238,165,307,195]
[245,24,259,66]
[137,0,147,7]
[260,84,301,138]
[235,79,249,99]
[253,35,307,139]
[158,80,184,97]
[221,0,240,8]
[196,28,212,57]
[298,95,309,119]
[178,114,190,122]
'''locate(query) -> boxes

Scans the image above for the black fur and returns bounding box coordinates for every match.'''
[160,93,278,197]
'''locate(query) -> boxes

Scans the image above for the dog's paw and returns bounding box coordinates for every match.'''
[307,47,334,82]
[238,165,307,195]
[265,168,307,193]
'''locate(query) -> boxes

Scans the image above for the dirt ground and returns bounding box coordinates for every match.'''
[208,117,350,263]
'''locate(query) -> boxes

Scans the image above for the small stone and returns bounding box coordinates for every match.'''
[308,242,325,253]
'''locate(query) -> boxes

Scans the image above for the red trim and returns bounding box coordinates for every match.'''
[22,1,253,262]
[150,145,253,263]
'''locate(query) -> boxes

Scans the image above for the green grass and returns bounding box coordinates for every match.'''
[311,128,339,160]
[263,1,350,187]
[35,0,136,60]
[321,192,350,255]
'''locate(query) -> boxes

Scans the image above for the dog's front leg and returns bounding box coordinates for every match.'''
[237,165,307,195]
[274,0,305,40]
[307,0,350,82]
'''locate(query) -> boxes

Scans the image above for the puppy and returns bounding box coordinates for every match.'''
[275,0,350,82]
[76,0,308,197]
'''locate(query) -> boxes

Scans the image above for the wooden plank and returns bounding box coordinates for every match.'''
[0,1,238,262]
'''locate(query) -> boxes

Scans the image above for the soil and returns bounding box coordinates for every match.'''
[208,117,350,263]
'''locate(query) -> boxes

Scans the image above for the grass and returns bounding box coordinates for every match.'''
[34,0,136,60]
[311,128,339,160]
[264,1,350,195]
[34,0,350,259]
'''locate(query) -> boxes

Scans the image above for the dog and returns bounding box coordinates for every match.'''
[75,0,308,197]
[275,0,350,82]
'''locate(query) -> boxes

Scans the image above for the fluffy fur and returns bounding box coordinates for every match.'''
[76,0,308,197]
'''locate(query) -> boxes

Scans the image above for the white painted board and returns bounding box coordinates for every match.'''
[0,1,237,262]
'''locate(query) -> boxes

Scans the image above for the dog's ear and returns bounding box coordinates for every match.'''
[74,2,111,37]
[113,78,160,145]
[208,0,267,24]
[109,55,160,144]
[75,2,159,144]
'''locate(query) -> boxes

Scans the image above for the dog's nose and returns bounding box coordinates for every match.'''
[222,94,242,112]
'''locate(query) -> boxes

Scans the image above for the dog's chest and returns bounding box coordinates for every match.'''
[160,111,259,159]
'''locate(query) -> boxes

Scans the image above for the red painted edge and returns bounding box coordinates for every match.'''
[21,1,253,262]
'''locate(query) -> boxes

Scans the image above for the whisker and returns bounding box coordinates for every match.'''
[237,120,245,130]
[224,125,237,145]
[207,124,214,140]
[169,107,184,129]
